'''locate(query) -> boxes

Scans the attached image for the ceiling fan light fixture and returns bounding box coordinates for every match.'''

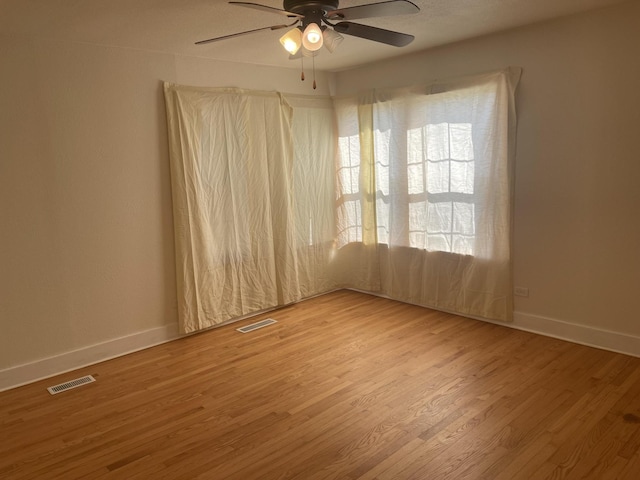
[196,0,421,90]
[323,28,343,53]
[302,22,323,51]
[279,27,302,54]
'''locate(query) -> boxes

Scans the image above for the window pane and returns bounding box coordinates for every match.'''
[449,123,474,161]
[427,159,450,194]
[452,202,475,235]
[450,160,474,194]
[427,234,450,252]
[407,128,425,165]
[408,163,424,194]
[426,123,450,161]
[427,202,452,234]
[338,136,360,195]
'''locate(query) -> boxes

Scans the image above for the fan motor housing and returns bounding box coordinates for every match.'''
[284,0,339,15]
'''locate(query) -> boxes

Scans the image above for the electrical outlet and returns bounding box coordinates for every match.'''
[514,286,529,297]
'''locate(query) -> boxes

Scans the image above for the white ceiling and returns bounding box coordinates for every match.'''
[1,0,629,72]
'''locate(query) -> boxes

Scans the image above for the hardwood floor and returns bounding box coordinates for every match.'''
[2,290,640,479]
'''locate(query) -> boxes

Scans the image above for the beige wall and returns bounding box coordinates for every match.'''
[335,0,640,338]
[0,36,332,372]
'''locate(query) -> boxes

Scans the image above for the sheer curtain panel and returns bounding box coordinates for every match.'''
[334,68,521,321]
[164,85,303,333]
[288,96,339,297]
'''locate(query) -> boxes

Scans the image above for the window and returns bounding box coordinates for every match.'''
[335,99,364,247]
[337,132,363,245]
[336,75,510,261]
[405,122,475,255]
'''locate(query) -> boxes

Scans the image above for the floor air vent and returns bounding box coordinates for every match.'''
[47,375,96,395]
[236,318,277,333]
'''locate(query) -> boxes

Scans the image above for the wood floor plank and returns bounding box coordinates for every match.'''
[2,289,640,479]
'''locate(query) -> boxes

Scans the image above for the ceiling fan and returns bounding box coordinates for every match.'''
[196,0,421,55]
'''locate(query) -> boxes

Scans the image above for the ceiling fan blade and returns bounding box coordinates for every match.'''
[195,24,292,45]
[229,1,303,18]
[333,22,414,47]
[327,0,419,21]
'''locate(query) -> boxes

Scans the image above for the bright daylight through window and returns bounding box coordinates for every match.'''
[336,80,501,258]
[386,121,476,255]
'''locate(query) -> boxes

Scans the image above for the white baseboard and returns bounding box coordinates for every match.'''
[0,323,183,392]
[509,311,640,358]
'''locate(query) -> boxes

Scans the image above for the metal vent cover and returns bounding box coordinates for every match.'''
[47,375,96,395]
[236,318,277,333]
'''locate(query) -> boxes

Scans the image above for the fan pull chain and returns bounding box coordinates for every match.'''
[312,55,317,90]
[301,56,305,81]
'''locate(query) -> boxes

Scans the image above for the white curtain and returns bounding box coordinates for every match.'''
[288,96,338,297]
[164,85,336,333]
[334,68,521,321]
[164,69,519,332]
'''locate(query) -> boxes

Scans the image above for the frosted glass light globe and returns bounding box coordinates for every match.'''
[302,23,323,52]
